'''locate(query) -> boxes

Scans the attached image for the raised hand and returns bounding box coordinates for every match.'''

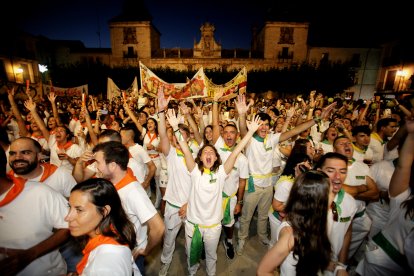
[165,109,181,129]
[310,90,316,98]
[24,97,36,112]
[47,92,57,103]
[179,101,191,116]
[157,86,171,112]
[234,94,252,115]
[286,107,295,119]
[247,115,262,133]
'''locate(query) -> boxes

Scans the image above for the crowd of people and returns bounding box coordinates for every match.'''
[0,85,413,276]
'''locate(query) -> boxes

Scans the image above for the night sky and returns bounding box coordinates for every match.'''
[9,0,413,49]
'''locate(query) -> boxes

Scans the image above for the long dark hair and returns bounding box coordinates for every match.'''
[195,144,222,173]
[281,153,311,177]
[71,178,136,249]
[284,170,331,275]
[147,117,159,135]
[203,125,213,145]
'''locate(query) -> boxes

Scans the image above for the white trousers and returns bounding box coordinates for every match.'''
[184,221,222,276]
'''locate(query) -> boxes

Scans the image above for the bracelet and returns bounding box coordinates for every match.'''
[213,101,219,104]
[157,110,165,115]
[336,262,347,270]
[173,128,180,133]
[237,200,243,205]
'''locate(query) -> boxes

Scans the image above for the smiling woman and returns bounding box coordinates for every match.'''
[66,178,138,275]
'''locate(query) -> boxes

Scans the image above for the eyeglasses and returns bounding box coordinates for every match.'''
[331,202,338,222]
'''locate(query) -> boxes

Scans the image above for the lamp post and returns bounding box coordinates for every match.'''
[38,64,48,99]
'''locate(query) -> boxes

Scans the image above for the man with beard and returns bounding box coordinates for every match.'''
[8,137,77,198]
[0,139,70,275]
[7,137,80,272]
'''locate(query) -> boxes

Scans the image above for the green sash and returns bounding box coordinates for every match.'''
[189,224,202,266]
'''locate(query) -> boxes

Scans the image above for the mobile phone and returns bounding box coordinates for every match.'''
[100,109,108,115]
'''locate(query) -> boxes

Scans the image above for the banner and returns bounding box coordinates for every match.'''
[43,84,87,97]
[207,67,247,101]
[107,77,139,100]
[107,78,121,100]
[139,62,208,100]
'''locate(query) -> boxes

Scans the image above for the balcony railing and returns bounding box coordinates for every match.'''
[123,51,138,58]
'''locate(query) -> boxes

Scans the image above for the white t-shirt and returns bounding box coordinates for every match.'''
[117,181,157,250]
[164,146,191,207]
[344,160,373,212]
[368,133,385,163]
[48,135,83,173]
[187,165,228,226]
[327,191,357,261]
[39,165,77,198]
[128,143,152,183]
[81,244,139,276]
[245,132,281,188]
[0,182,69,276]
[214,136,249,196]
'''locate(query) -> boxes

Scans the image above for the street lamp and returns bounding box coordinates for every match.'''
[38,64,48,82]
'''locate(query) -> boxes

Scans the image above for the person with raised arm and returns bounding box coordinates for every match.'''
[235,94,336,255]
[157,89,193,276]
[210,89,249,259]
[166,107,261,276]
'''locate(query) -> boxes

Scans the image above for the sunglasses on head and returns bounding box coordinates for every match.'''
[331,202,339,222]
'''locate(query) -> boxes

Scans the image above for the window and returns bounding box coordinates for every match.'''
[123,27,137,44]
[321,53,329,63]
[279,27,294,44]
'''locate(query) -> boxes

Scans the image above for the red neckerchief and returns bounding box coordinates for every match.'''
[114,169,137,191]
[31,133,44,139]
[76,235,123,275]
[57,141,73,150]
[146,132,158,144]
[2,164,57,207]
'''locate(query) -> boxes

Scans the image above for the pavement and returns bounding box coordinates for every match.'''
[145,213,277,276]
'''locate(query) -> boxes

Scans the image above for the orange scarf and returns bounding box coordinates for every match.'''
[2,164,57,207]
[76,235,122,275]
[31,133,44,140]
[57,141,73,150]
[114,169,137,191]
[147,132,158,144]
